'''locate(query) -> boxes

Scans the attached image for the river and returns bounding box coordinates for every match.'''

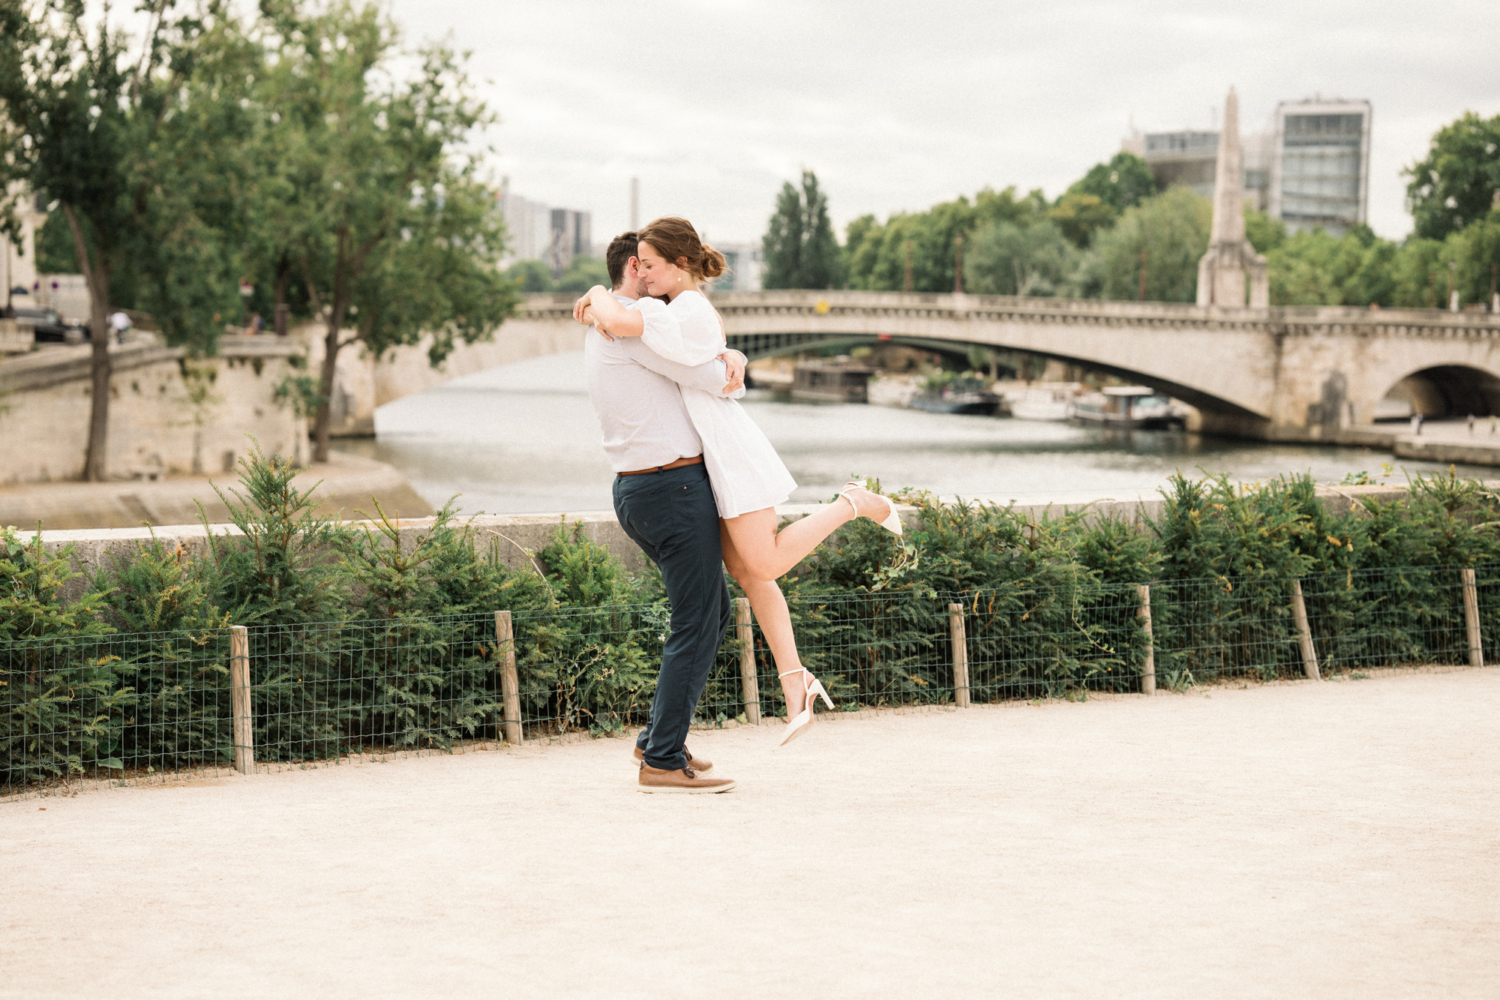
[332,352,1491,516]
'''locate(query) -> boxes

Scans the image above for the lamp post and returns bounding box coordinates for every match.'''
[953,232,964,294]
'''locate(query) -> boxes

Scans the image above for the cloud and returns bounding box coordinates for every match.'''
[395,0,1500,244]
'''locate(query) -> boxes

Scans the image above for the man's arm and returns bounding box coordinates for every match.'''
[615,338,743,395]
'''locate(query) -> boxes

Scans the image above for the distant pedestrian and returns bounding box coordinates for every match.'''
[1411,413,1421,436]
[1491,415,1496,436]
[109,310,131,344]
[1469,414,1476,435]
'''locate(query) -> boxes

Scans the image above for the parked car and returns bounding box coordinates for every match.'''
[8,306,87,344]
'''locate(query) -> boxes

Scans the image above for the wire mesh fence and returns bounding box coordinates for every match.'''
[5,564,1498,797]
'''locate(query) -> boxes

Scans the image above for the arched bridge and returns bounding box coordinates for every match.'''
[327,290,1500,441]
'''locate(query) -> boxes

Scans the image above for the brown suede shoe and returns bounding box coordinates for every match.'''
[633,745,713,773]
[637,764,735,794]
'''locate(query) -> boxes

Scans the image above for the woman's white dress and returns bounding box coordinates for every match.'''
[629,291,796,519]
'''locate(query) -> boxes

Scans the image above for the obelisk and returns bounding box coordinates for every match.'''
[1197,87,1269,308]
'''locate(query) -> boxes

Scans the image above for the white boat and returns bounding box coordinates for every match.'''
[1004,383,1078,422]
[1067,386,1186,430]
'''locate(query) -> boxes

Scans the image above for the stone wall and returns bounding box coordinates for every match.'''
[0,334,308,484]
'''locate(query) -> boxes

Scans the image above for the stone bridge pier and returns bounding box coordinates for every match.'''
[324,291,1500,443]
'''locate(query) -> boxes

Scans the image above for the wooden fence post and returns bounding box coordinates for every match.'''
[948,603,970,707]
[229,625,253,775]
[1137,585,1156,696]
[733,598,760,725]
[495,610,522,745]
[1461,567,1484,668]
[1290,579,1321,681]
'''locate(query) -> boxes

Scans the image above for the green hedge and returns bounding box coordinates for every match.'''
[4,451,1500,789]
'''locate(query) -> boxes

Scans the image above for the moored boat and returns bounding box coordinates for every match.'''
[911,377,1001,415]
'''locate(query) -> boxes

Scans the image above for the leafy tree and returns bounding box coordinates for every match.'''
[1079,186,1210,302]
[0,0,239,479]
[505,259,553,293]
[1047,192,1115,249]
[553,256,611,294]
[845,186,1048,293]
[1447,208,1500,306]
[1049,152,1156,248]
[1404,112,1500,241]
[965,219,1077,296]
[1068,152,1157,214]
[251,0,517,462]
[761,170,842,289]
[1244,209,1287,254]
[1391,237,1447,307]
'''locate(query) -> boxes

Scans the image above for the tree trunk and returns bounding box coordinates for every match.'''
[311,322,341,462]
[273,254,290,336]
[62,203,112,481]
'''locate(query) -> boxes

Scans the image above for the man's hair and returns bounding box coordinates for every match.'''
[606,231,639,289]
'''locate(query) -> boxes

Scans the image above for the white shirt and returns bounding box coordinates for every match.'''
[582,294,736,473]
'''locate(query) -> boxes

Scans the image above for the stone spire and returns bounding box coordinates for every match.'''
[1197,86,1269,308]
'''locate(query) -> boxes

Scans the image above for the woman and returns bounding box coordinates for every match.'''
[579,217,901,745]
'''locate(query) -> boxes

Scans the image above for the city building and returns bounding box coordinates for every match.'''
[1121,95,1370,235]
[709,241,763,292]
[1267,98,1372,236]
[2,186,47,309]
[496,181,593,277]
[1122,126,1272,212]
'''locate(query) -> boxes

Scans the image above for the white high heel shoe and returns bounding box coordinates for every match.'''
[840,481,903,536]
[777,667,835,747]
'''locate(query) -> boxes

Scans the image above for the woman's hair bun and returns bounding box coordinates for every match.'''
[699,243,727,279]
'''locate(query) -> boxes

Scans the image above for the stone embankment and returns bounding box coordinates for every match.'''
[1,451,431,533]
[0,332,308,484]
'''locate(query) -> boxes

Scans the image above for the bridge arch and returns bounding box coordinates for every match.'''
[1382,365,1500,419]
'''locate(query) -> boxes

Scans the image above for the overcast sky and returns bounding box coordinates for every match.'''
[391,0,1497,246]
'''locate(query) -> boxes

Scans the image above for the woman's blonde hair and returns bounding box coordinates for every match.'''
[637,216,727,279]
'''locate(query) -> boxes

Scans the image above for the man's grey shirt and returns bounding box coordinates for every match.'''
[583,295,733,474]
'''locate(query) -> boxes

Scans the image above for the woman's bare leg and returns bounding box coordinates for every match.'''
[721,484,893,583]
[721,524,813,717]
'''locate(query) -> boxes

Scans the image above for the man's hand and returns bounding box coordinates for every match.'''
[719,349,747,394]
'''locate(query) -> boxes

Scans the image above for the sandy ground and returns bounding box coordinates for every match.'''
[3,669,1497,1000]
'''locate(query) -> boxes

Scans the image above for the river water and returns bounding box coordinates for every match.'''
[332,352,1491,516]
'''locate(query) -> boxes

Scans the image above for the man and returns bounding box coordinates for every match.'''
[578,232,746,794]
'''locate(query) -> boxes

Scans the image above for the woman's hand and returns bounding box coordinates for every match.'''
[719,349,747,394]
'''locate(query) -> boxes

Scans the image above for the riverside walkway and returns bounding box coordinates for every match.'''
[4,667,1495,999]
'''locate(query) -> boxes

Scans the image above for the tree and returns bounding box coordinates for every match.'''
[1069,152,1157,213]
[964,219,1077,297]
[1080,187,1210,302]
[761,170,842,289]
[0,0,238,480]
[251,0,516,462]
[1049,153,1156,248]
[553,256,611,294]
[1047,192,1115,248]
[844,186,1048,292]
[1404,112,1500,241]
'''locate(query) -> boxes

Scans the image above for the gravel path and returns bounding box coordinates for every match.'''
[3,669,1497,999]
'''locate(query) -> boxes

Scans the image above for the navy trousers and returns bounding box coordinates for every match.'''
[612,463,732,771]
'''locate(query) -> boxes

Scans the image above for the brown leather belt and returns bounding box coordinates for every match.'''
[617,455,705,477]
